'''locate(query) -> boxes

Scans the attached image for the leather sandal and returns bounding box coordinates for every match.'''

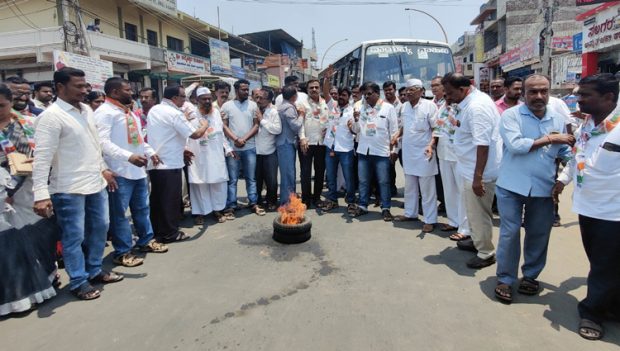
[136,239,168,253]
[71,283,101,300]
[89,271,124,284]
[494,283,512,304]
[251,204,266,216]
[113,253,144,267]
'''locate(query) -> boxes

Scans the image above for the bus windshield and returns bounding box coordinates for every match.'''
[363,43,454,91]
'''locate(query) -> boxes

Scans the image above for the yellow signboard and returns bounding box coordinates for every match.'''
[267,74,281,88]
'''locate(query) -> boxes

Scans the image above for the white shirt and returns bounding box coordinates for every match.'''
[276,91,308,107]
[256,105,281,155]
[220,99,258,151]
[401,98,439,177]
[94,101,155,180]
[186,108,231,184]
[299,97,329,145]
[146,99,196,170]
[453,88,502,182]
[557,104,620,221]
[353,100,398,157]
[33,98,107,201]
[323,100,355,152]
[548,96,573,126]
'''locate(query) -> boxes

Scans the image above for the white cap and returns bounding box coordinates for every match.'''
[405,79,423,88]
[196,87,211,97]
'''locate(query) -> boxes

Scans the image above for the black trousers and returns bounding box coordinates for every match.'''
[149,169,182,241]
[256,152,279,206]
[299,145,326,205]
[578,215,620,323]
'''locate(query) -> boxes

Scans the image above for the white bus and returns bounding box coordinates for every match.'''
[320,39,454,95]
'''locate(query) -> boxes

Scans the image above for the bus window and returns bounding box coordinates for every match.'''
[363,43,454,91]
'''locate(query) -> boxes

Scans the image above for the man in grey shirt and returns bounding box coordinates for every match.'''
[276,86,305,205]
[221,79,264,216]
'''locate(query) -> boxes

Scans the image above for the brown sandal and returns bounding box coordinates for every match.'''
[440,224,458,231]
[449,233,470,241]
[71,283,101,300]
[213,211,226,223]
[251,204,266,216]
[113,253,144,267]
[194,215,205,225]
[89,271,124,284]
[137,239,168,253]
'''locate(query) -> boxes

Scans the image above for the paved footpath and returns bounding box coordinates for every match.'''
[1,170,618,351]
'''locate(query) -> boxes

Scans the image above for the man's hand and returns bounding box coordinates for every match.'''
[255,110,263,123]
[102,169,118,192]
[300,138,309,154]
[549,134,576,146]
[353,109,360,122]
[424,145,434,161]
[128,154,148,167]
[297,106,306,118]
[472,177,485,197]
[234,138,246,148]
[228,151,240,160]
[150,154,162,167]
[571,111,587,120]
[326,64,335,78]
[184,149,195,166]
[552,181,565,204]
[33,199,53,218]
[389,152,399,163]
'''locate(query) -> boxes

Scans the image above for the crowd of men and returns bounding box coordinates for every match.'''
[3,66,618,341]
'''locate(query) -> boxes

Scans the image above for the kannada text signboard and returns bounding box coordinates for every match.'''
[53,50,113,91]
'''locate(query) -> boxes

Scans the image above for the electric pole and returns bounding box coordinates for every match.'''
[541,0,557,77]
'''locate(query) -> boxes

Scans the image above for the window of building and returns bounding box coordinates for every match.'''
[147,29,158,47]
[190,37,209,58]
[167,36,184,52]
[124,22,138,42]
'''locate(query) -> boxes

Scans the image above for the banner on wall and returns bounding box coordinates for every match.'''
[53,50,113,91]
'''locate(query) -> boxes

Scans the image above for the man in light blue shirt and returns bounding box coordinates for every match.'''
[493,75,574,304]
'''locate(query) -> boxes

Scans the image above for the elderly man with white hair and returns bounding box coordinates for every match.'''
[186,87,234,225]
[394,79,439,232]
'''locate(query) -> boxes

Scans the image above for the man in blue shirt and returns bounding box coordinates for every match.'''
[493,75,575,304]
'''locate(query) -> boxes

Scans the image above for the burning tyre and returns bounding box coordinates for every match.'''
[273,194,312,244]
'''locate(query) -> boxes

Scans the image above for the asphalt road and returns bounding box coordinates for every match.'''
[1,168,618,351]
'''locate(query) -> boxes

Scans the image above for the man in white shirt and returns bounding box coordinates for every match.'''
[322,68,356,212]
[349,82,398,221]
[95,77,168,268]
[394,79,439,233]
[255,88,281,211]
[383,81,402,197]
[442,73,502,269]
[33,67,122,300]
[298,79,328,208]
[147,85,209,243]
[275,75,308,107]
[186,87,233,225]
[553,73,620,341]
[221,79,265,216]
[32,81,54,110]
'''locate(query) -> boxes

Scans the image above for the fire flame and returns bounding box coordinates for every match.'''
[278,194,306,224]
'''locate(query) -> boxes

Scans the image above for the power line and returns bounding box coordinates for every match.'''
[0,5,55,21]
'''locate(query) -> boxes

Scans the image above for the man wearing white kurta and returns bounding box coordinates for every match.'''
[187,87,233,224]
[394,79,438,233]
[434,101,471,239]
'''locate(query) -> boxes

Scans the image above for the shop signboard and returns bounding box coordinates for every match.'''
[209,38,232,75]
[483,45,502,62]
[267,74,280,88]
[552,36,574,50]
[165,51,209,75]
[573,32,583,52]
[519,38,538,61]
[582,4,620,53]
[232,65,245,79]
[130,0,177,16]
[53,50,113,91]
[500,47,520,67]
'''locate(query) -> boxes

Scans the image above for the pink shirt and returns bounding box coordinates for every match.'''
[495,96,523,115]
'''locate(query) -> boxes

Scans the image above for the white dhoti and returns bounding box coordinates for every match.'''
[404,174,438,224]
[453,171,471,236]
[189,182,227,216]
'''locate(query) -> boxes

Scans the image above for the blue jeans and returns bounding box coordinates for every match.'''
[108,177,154,258]
[277,143,297,205]
[51,190,109,290]
[226,148,258,209]
[325,149,355,204]
[358,154,391,210]
[495,186,554,286]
